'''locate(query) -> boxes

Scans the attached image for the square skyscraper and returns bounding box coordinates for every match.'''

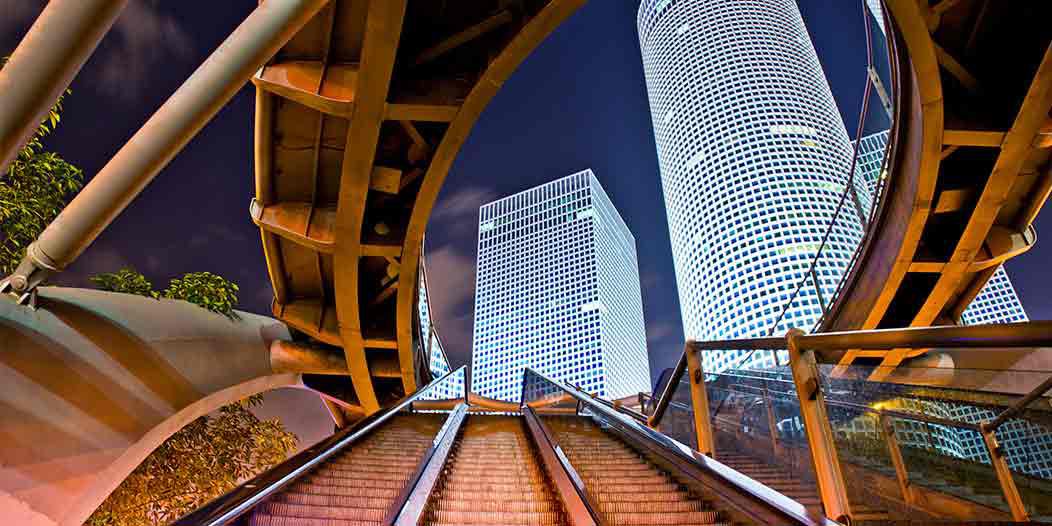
[471,170,651,402]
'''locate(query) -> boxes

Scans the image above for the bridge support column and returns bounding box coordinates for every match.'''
[684,345,715,457]
[786,328,852,523]
[2,0,329,301]
[0,0,127,176]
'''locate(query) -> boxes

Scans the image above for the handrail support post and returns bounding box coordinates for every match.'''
[980,427,1030,522]
[786,328,852,523]
[685,344,715,457]
[878,413,914,507]
[762,383,783,458]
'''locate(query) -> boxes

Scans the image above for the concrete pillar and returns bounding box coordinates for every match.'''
[4,0,330,298]
[0,0,127,175]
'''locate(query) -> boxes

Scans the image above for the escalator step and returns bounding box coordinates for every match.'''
[546,417,729,526]
[422,415,568,526]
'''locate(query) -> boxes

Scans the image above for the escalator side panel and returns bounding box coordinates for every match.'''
[246,413,444,526]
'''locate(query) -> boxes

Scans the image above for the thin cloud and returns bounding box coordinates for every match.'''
[423,245,477,363]
[93,1,194,100]
[0,1,193,102]
[430,186,497,237]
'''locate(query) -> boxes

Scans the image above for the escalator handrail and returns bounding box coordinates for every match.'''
[170,365,466,526]
[524,368,839,526]
[386,402,468,526]
[523,405,603,526]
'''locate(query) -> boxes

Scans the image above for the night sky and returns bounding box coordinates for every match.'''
[3,0,1050,388]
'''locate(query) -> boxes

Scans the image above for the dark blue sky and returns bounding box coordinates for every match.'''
[3,1,1049,385]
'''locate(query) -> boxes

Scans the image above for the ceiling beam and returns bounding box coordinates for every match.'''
[413,10,515,66]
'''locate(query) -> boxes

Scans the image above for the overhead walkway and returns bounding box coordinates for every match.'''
[821,1,1052,358]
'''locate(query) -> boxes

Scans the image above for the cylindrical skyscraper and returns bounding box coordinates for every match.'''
[637,0,867,371]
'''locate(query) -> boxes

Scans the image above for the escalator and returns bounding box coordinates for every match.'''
[245,414,444,526]
[174,368,834,526]
[421,415,567,525]
[546,416,726,525]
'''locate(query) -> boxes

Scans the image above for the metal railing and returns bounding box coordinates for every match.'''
[645,321,1052,522]
[522,367,838,526]
[171,365,466,526]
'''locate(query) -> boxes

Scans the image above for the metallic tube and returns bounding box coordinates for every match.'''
[798,321,1052,351]
[648,345,688,428]
[7,0,329,293]
[0,0,127,175]
[983,374,1052,432]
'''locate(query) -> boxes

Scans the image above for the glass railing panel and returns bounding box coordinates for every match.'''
[706,370,821,507]
[823,398,908,518]
[654,373,698,450]
[996,416,1052,521]
[899,420,1013,516]
[419,365,465,401]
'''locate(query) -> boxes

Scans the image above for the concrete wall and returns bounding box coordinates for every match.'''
[0,287,300,526]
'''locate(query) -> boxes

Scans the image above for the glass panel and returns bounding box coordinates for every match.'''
[654,372,698,450]
[813,362,1040,520]
[824,400,907,518]
[706,369,822,514]
[996,416,1052,521]
[420,366,466,401]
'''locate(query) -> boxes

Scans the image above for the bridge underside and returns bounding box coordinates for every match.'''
[251,0,584,420]
[823,0,1052,366]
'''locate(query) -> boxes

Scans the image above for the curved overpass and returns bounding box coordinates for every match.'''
[250,0,585,417]
[821,0,1052,366]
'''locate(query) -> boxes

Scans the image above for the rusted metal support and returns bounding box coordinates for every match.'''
[2,0,329,302]
[878,413,914,507]
[786,328,852,523]
[684,345,715,457]
[0,0,127,176]
[648,347,688,428]
[979,428,1029,522]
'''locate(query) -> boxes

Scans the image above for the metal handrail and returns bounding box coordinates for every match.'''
[387,403,468,526]
[983,374,1052,432]
[522,405,603,526]
[171,365,466,526]
[524,368,839,526]
[647,343,688,427]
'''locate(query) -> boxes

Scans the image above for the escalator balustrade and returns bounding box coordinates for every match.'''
[246,414,444,526]
[546,416,732,526]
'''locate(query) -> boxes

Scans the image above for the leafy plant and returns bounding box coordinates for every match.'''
[86,395,298,526]
[162,271,241,319]
[0,55,83,276]
[89,268,158,298]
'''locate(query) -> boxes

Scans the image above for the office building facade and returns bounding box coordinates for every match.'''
[637,0,869,372]
[471,170,651,402]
